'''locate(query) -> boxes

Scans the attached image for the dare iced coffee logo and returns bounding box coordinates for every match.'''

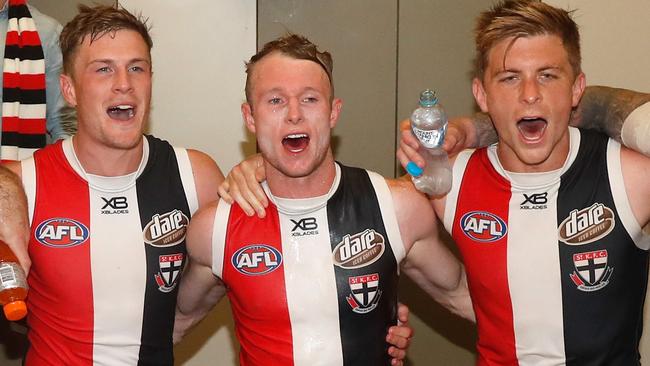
[333,229,385,269]
[559,203,615,245]
[143,209,189,247]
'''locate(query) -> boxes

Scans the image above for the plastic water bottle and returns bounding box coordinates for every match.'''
[405,90,452,196]
[0,240,28,321]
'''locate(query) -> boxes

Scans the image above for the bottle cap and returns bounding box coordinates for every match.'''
[4,300,27,321]
[419,89,438,107]
[405,161,423,177]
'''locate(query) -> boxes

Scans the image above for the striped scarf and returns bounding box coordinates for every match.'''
[1,0,45,162]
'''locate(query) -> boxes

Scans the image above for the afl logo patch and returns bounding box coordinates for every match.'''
[460,211,507,242]
[35,218,89,248]
[232,244,282,276]
[143,209,189,247]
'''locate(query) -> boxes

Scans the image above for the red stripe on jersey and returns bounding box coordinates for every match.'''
[25,142,94,365]
[452,149,517,365]
[222,203,294,366]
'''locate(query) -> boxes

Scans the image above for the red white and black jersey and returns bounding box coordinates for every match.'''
[211,163,406,366]
[21,136,198,366]
[445,127,650,366]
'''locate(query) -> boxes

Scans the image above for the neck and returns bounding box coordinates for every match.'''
[497,128,571,173]
[72,135,145,176]
[265,152,337,199]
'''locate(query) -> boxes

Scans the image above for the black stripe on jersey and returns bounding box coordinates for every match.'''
[327,164,398,366]
[136,135,191,366]
[557,129,648,366]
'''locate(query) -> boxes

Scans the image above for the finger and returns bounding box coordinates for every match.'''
[398,140,425,168]
[229,185,256,217]
[217,181,234,204]
[397,303,410,325]
[400,125,421,151]
[388,346,406,362]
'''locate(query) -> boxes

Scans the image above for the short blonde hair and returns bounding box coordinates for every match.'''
[474,0,581,79]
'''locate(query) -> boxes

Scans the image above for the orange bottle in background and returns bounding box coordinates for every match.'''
[0,240,27,321]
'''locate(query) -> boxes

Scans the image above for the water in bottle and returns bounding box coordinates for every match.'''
[405,89,452,196]
[0,240,28,321]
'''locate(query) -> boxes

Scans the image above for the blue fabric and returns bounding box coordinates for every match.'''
[0,2,67,143]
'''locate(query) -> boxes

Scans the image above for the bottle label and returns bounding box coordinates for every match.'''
[0,263,27,291]
[412,126,445,149]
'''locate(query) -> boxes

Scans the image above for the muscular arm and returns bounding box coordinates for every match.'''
[188,149,224,208]
[389,178,475,322]
[0,164,30,273]
[174,202,227,344]
[570,86,650,143]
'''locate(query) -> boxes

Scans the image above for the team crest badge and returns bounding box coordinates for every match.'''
[569,249,613,292]
[346,273,382,314]
[155,253,184,293]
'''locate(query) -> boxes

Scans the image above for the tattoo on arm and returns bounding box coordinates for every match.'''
[571,86,650,142]
[473,112,499,147]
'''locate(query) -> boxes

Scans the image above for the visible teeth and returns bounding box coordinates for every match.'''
[286,134,307,139]
[115,105,133,110]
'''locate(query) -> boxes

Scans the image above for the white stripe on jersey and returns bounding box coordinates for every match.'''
[444,149,474,233]
[606,140,650,250]
[174,147,199,216]
[212,201,231,278]
[21,157,36,225]
[279,208,343,366]
[89,187,146,365]
[507,186,565,365]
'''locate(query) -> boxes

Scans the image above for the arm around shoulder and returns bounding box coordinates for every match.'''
[620,146,650,230]
[388,178,474,322]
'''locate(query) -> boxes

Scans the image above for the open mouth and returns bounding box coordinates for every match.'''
[107,104,136,121]
[517,117,547,142]
[282,133,309,153]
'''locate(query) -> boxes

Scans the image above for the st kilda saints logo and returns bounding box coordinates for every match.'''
[346,273,382,314]
[558,203,615,245]
[569,249,613,292]
[232,244,282,276]
[155,253,184,293]
[143,209,189,247]
[333,229,385,269]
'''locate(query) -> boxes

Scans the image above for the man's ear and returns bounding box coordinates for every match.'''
[329,98,343,128]
[472,78,489,113]
[241,102,256,134]
[59,74,77,107]
[571,72,586,107]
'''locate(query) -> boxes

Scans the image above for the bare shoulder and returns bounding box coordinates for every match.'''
[2,161,22,178]
[386,177,438,250]
[186,200,220,266]
[620,146,650,226]
[187,149,225,206]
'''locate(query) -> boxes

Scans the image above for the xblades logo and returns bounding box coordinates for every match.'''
[290,217,318,237]
[101,196,129,214]
[520,192,548,210]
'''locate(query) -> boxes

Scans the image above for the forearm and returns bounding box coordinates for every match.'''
[174,270,225,343]
[571,85,650,143]
[0,166,29,244]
